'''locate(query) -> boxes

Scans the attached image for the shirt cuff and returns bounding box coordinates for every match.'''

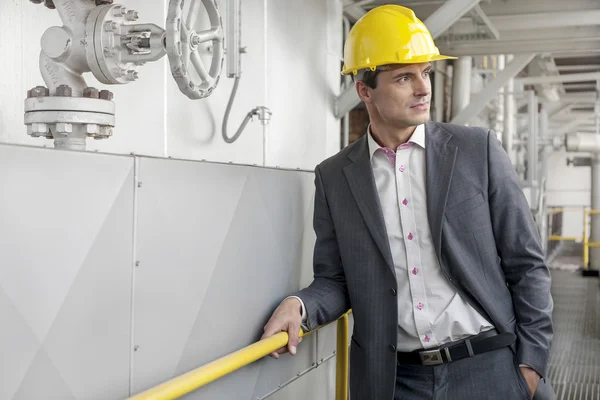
[285,295,308,331]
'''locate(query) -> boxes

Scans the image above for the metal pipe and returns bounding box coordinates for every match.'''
[335,313,349,400]
[496,55,505,139]
[434,60,447,122]
[342,17,351,148]
[451,57,472,120]
[503,55,515,164]
[527,90,538,204]
[565,133,600,152]
[226,0,242,78]
[538,107,549,253]
[41,0,95,95]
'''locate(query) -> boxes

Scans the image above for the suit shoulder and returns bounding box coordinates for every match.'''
[434,122,490,141]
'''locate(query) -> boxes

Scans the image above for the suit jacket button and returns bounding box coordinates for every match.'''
[390,288,397,296]
[390,344,396,352]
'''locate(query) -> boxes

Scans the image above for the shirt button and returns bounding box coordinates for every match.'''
[390,344,396,352]
[390,288,397,296]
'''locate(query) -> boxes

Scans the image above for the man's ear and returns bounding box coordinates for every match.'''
[356,80,373,104]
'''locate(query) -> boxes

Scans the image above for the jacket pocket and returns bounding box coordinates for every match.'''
[445,191,485,221]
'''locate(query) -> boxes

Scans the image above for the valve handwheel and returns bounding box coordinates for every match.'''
[166,0,225,100]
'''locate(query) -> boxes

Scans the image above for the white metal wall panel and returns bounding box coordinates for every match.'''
[0,144,134,400]
[132,157,325,399]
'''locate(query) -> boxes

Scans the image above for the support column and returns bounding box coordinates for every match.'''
[452,57,472,120]
[434,60,447,122]
[590,155,600,269]
[527,90,539,206]
[538,107,549,254]
[503,62,516,163]
[496,55,505,140]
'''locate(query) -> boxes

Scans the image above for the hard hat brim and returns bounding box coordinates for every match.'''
[341,54,457,76]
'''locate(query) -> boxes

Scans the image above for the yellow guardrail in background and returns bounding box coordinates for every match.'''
[128,310,353,400]
[546,207,600,270]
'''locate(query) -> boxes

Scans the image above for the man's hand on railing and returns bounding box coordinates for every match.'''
[261,297,303,359]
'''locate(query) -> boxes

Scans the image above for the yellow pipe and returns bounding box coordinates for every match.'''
[129,310,353,400]
[547,236,581,241]
[336,313,349,400]
[129,329,310,400]
[584,209,589,269]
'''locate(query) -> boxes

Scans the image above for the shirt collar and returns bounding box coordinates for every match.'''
[367,124,426,160]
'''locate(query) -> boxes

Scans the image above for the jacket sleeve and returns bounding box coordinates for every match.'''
[487,130,554,378]
[291,164,350,331]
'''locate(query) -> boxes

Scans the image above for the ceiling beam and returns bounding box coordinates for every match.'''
[335,0,483,118]
[439,38,600,57]
[517,72,600,85]
[471,5,499,40]
[425,0,482,38]
[450,53,536,126]
[453,9,600,32]
[557,65,600,72]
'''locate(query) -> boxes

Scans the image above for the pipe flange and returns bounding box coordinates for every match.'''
[166,0,225,99]
[24,87,116,141]
[86,4,145,84]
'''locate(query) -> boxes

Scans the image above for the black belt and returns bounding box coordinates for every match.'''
[397,329,516,366]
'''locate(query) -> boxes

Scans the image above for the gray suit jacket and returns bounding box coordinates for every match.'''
[294,121,553,400]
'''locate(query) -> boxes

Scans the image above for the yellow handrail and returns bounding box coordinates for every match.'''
[335,313,350,400]
[129,310,352,400]
[548,207,600,270]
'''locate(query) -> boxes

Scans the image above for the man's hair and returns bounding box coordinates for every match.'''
[352,68,384,89]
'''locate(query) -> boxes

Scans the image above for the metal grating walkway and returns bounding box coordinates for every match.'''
[547,270,600,399]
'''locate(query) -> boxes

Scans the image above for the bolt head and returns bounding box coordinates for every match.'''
[113,6,126,18]
[55,85,72,97]
[99,90,114,101]
[55,123,73,133]
[29,0,44,3]
[44,0,55,9]
[126,70,139,81]
[95,0,113,5]
[104,20,120,32]
[125,10,139,21]
[83,87,100,99]
[99,126,113,138]
[29,86,49,98]
[32,123,49,134]
[86,124,99,135]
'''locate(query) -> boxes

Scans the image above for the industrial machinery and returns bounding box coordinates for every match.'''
[25,0,227,150]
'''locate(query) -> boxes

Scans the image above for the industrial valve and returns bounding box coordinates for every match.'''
[25,0,225,150]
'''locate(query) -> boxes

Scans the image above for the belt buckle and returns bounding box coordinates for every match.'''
[419,349,444,366]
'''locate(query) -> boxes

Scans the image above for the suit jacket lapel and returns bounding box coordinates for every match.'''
[343,136,395,274]
[425,121,457,258]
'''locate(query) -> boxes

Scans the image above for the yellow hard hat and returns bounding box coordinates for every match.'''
[342,5,457,76]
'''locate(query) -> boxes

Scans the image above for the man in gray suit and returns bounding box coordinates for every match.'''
[262,5,554,399]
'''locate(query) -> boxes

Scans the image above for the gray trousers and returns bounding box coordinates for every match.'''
[394,347,556,400]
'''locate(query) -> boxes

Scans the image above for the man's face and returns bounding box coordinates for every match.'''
[359,63,432,129]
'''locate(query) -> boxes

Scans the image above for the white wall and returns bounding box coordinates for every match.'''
[546,151,591,238]
[0,1,344,398]
[0,0,343,170]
